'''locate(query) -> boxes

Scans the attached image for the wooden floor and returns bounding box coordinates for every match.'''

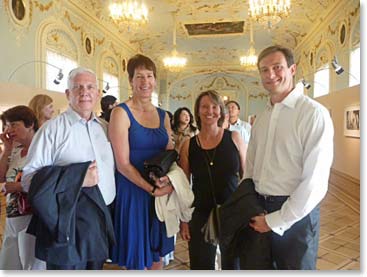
[0,187,360,270]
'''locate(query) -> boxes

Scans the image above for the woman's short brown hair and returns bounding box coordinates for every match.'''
[194,90,225,130]
[2,105,38,131]
[127,54,157,80]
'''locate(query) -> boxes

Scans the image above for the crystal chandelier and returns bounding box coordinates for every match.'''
[240,20,257,70]
[109,0,148,24]
[163,12,187,72]
[248,0,291,28]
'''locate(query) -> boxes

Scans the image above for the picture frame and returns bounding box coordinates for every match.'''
[122,58,126,72]
[83,33,94,56]
[344,105,360,138]
[11,0,26,21]
[6,0,31,27]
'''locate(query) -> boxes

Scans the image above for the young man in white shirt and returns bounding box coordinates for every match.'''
[245,45,334,269]
[225,101,251,144]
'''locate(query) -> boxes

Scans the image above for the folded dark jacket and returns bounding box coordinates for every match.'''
[219,178,270,265]
[27,162,115,265]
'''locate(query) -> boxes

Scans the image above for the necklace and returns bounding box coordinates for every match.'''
[197,136,217,166]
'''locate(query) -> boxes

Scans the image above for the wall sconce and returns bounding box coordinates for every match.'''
[331,56,344,75]
[103,82,110,94]
[301,78,311,89]
[53,69,64,85]
[8,60,64,84]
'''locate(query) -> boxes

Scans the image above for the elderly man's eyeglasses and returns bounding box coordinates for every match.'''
[71,84,97,91]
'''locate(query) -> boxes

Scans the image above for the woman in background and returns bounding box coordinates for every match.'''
[0,106,44,269]
[109,54,174,270]
[179,90,246,270]
[100,95,118,122]
[28,94,54,127]
[172,107,198,152]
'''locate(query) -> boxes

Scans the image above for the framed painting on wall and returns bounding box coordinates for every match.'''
[344,105,360,138]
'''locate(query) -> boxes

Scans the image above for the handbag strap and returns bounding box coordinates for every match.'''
[196,136,218,206]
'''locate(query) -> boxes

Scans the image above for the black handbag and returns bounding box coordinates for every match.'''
[144,149,178,184]
[196,137,221,246]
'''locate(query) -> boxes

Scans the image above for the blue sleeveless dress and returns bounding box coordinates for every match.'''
[112,103,174,269]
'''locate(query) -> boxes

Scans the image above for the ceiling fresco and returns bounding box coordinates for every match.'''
[74,0,338,69]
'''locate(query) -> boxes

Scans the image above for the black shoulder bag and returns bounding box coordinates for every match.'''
[197,137,221,246]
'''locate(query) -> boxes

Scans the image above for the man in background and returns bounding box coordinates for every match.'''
[225,101,251,144]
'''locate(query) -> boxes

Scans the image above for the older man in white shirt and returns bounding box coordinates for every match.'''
[22,67,116,270]
[245,46,334,269]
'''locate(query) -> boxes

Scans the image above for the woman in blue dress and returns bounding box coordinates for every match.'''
[109,54,175,270]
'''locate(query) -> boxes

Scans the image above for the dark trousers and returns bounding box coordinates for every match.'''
[259,195,320,270]
[46,260,105,270]
[188,211,240,270]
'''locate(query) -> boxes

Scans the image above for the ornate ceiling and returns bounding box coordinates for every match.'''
[75,0,338,70]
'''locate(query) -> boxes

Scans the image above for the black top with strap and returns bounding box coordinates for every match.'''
[189,129,240,215]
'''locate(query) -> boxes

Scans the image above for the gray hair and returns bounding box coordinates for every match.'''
[67,67,98,90]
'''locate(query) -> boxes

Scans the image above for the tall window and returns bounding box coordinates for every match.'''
[46,50,77,93]
[313,65,329,98]
[103,72,120,101]
[349,46,360,87]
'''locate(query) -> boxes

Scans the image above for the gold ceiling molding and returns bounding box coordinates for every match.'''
[95,36,105,46]
[327,22,338,36]
[249,93,268,100]
[199,77,239,91]
[46,29,78,59]
[64,11,81,32]
[109,43,121,58]
[169,93,192,101]
[33,0,54,12]
[103,57,119,75]
[349,3,360,17]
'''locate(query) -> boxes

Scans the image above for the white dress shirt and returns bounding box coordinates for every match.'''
[229,118,251,144]
[22,106,116,205]
[245,82,334,235]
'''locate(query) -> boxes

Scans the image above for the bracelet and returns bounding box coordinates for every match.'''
[150,186,157,196]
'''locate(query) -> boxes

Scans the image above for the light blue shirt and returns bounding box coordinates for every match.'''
[229,118,251,144]
[22,106,116,205]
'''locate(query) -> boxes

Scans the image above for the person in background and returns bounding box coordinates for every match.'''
[109,54,174,270]
[222,106,230,129]
[249,115,257,126]
[28,94,54,127]
[0,106,44,270]
[225,101,251,145]
[166,110,174,129]
[100,95,118,123]
[0,114,5,157]
[172,107,198,152]
[246,45,334,269]
[179,90,247,270]
[22,67,116,270]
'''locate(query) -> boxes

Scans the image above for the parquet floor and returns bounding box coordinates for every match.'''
[0,188,360,270]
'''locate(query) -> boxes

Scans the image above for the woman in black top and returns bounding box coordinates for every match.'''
[179,90,246,270]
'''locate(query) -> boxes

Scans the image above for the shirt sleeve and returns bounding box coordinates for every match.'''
[22,126,54,192]
[244,128,256,179]
[265,107,334,235]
